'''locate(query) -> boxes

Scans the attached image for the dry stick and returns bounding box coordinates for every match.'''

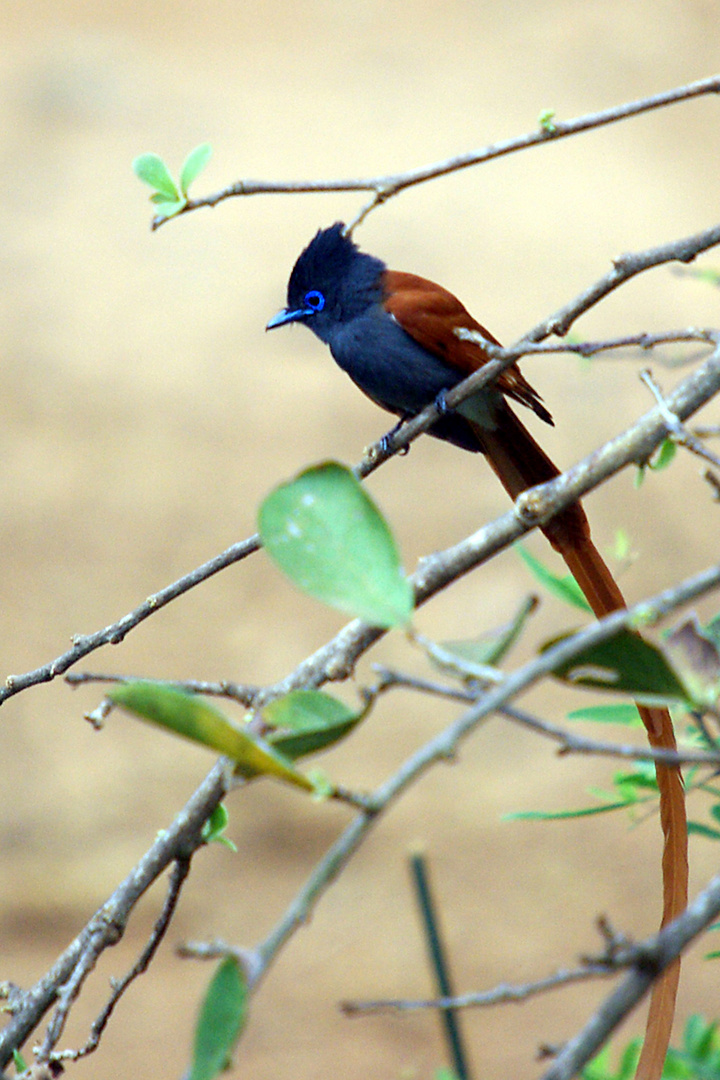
[47,857,192,1064]
[159,75,720,230]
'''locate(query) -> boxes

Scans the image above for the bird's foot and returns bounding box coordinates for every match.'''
[434,389,453,415]
[377,417,410,456]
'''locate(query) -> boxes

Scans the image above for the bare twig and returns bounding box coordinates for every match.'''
[52,857,191,1065]
[153,76,720,231]
[0,535,259,708]
[342,963,615,1015]
[65,672,260,707]
[0,764,229,1069]
[540,871,720,1080]
[372,670,720,769]
[640,367,720,469]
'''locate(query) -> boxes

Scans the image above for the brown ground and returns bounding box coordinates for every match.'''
[2,3,720,1077]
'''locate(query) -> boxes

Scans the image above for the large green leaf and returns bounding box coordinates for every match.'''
[109,682,314,792]
[189,957,248,1080]
[259,462,414,628]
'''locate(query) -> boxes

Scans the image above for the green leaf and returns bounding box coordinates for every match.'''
[202,803,237,851]
[432,595,538,676]
[516,545,591,611]
[190,956,248,1080]
[545,627,689,704]
[505,800,633,822]
[566,704,643,726]
[264,689,366,760]
[12,1049,28,1074]
[649,437,677,473]
[108,682,315,792]
[538,108,557,134]
[132,152,179,199]
[180,142,212,197]
[259,462,414,628]
[687,821,720,841]
[149,196,186,220]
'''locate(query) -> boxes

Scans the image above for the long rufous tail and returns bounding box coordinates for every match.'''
[474,404,688,1080]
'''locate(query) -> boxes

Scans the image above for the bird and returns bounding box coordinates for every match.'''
[267,222,687,1080]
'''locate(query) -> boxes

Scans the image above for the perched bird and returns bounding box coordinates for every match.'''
[268,223,687,1080]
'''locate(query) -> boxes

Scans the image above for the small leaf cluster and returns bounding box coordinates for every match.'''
[132,143,212,221]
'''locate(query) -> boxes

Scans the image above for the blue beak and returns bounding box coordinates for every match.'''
[266,306,310,330]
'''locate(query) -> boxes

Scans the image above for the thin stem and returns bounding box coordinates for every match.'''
[157,76,720,230]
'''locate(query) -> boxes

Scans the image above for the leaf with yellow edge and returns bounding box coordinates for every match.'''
[108,681,314,792]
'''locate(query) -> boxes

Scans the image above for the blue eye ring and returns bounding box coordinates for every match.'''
[303,289,325,312]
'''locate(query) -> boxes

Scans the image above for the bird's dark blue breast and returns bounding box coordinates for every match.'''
[326,305,461,412]
[323,304,485,451]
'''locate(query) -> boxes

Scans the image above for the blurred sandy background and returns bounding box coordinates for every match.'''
[1,2,720,1077]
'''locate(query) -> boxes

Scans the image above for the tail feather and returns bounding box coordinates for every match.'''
[473,405,688,1080]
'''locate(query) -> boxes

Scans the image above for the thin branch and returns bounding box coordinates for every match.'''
[522,226,720,343]
[372,670,720,769]
[65,672,260,708]
[640,367,720,469]
[50,857,191,1065]
[342,962,615,1015]
[154,76,720,230]
[0,764,229,1070]
[0,535,259,708]
[540,871,720,1080]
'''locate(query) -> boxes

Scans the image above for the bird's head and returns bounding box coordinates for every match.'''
[266,222,385,343]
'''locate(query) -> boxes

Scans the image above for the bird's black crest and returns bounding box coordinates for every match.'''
[286,223,385,320]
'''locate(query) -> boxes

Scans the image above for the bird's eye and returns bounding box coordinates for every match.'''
[303,290,325,312]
